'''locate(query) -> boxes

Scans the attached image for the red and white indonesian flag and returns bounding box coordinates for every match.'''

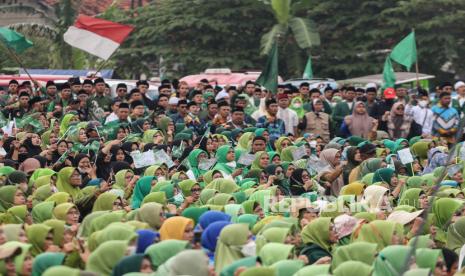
[64,15,134,60]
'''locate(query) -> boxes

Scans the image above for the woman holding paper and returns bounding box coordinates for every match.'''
[318,148,345,197]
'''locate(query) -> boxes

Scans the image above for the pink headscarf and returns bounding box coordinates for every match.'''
[345,101,374,138]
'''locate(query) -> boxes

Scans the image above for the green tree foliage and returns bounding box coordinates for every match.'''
[309,0,465,80]
[104,0,274,79]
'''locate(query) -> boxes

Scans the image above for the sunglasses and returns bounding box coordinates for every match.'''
[191,188,201,193]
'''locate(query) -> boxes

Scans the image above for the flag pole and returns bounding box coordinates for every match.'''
[1,43,35,83]
[412,28,420,88]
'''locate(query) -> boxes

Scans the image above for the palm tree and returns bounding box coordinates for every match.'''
[4,0,86,69]
[260,0,320,55]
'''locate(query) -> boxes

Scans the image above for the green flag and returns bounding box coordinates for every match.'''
[302,56,313,79]
[0,27,33,54]
[382,56,396,88]
[256,41,278,93]
[389,31,417,71]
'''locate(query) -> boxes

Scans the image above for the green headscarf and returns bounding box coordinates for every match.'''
[52,202,76,222]
[6,205,28,224]
[92,192,119,212]
[181,207,209,225]
[32,185,53,206]
[135,202,164,229]
[0,241,32,275]
[187,149,208,178]
[407,176,423,188]
[26,224,52,256]
[179,179,198,197]
[207,193,235,206]
[361,173,375,185]
[237,132,254,151]
[372,168,395,186]
[214,145,235,175]
[360,158,384,177]
[0,166,15,176]
[55,167,82,199]
[294,264,330,276]
[271,260,304,276]
[205,179,239,194]
[32,252,65,276]
[301,217,332,252]
[43,219,65,246]
[411,141,430,162]
[274,137,293,154]
[432,198,463,229]
[142,129,164,144]
[290,97,305,118]
[446,216,465,253]
[251,151,268,170]
[131,176,155,209]
[332,241,377,269]
[354,220,404,250]
[45,192,71,205]
[33,175,53,189]
[86,240,129,276]
[237,214,259,229]
[399,188,423,209]
[111,254,146,276]
[258,242,294,266]
[114,169,133,189]
[32,201,55,223]
[142,192,167,205]
[88,211,126,234]
[256,227,290,253]
[200,189,218,205]
[224,204,244,223]
[145,240,189,270]
[214,223,249,273]
[94,224,137,250]
[0,185,18,212]
[281,146,297,162]
[372,245,412,276]
[59,114,77,136]
[333,260,372,276]
[415,248,443,271]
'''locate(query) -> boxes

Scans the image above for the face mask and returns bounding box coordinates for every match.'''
[226,161,236,169]
[240,240,257,257]
[173,192,184,206]
[157,176,166,182]
[418,100,428,107]
[276,172,284,180]
[127,245,137,255]
[293,103,302,108]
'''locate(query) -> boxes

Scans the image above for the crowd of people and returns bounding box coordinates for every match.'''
[0,76,463,275]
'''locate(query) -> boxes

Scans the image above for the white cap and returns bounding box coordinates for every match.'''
[365,83,377,89]
[387,210,423,225]
[168,97,179,105]
[215,90,229,101]
[454,81,465,91]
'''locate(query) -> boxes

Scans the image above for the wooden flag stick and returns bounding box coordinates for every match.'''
[3,45,35,83]
[412,28,420,88]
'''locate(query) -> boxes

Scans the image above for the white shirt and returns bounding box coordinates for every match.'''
[409,105,433,135]
[277,107,298,135]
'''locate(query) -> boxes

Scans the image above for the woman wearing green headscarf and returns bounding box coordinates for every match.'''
[255,227,291,253]
[207,193,235,206]
[354,220,404,250]
[446,217,465,254]
[94,224,138,250]
[214,223,250,273]
[300,217,337,265]
[55,167,83,199]
[281,146,297,162]
[187,149,209,179]
[274,137,293,154]
[258,242,294,266]
[133,202,164,230]
[87,211,126,235]
[214,145,239,177]
[333,260,372,276]
[0,185,25,212]
[237,132,254,152]
[372,245,411,276]
[131,176,156,209]
[59,114,78,137]
[205,179,239,194]
[432,198,463,230]
[237,214,259,230]
[114,169,138,200]
[26,224,54,256]
[290,97,305,119]
[331,241,378,270]
[142,192,167,205]
[144,240,190,270]
[415,248,446,273]
[45,192,71,205]
[399,188,426,209]
[86,240,129,276]
[224,204,244,223]
[92,192,122,212]
[32,201,55,223]
[199,189,218,205]
[250,151,269,170]
[156,116,174,143]
[32,252,66,276]
[0,241,33,276]
[142,129,164,144]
